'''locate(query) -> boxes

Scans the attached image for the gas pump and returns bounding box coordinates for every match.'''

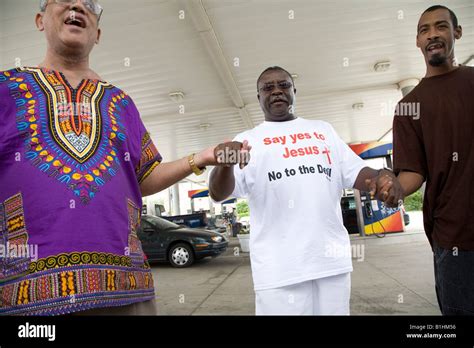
[348,142,405,236]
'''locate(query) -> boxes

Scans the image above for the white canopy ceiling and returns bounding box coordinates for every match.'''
[1,0,473,172]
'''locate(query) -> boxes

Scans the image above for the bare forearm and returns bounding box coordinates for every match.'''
[140,158,194,196]
[209,166,235,201]
[140,149,210,196]
[397,171,424,197]
[139,140,250,198]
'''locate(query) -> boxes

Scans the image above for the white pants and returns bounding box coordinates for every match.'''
[255,272,351,315]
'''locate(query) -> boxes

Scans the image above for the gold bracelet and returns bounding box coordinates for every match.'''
[188,153,206,175]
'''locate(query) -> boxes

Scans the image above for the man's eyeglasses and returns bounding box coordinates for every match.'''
[42,0,103,20]
[259,81,293,92]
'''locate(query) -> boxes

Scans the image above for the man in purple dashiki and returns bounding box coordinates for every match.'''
[0,0,249,315]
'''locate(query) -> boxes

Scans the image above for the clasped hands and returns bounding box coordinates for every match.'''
[202,141,404,208]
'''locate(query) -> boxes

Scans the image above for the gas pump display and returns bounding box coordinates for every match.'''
[349,142,405,236]
[357,191,404,235]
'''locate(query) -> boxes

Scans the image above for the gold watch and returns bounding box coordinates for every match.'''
[188,154,206,175]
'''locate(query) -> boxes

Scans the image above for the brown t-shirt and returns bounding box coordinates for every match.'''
[393,66,474,251]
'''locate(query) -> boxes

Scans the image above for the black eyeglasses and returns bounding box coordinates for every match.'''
[43,0,103,21]
[259,81,293,92]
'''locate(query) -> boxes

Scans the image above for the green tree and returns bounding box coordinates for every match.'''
[404,189,423,211]
[236,200,249,218]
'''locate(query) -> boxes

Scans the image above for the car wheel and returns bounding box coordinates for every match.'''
[168,243,194,268]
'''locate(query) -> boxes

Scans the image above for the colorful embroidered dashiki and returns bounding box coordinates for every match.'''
[0,67,162,315]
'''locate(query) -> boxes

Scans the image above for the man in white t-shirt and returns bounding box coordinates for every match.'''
[208,66,404,315]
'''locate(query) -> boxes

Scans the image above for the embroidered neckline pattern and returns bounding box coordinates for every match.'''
[1,68,130,205]
[40,69,103,163]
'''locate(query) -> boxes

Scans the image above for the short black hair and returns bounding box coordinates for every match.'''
[257,66,294,91]
[421,5,459,28]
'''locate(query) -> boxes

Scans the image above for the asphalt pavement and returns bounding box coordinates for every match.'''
[152,212,440,315]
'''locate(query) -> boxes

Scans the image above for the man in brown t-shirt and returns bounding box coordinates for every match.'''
[392,5,474,315]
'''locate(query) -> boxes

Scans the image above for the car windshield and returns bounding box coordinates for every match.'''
[145,216,181,230]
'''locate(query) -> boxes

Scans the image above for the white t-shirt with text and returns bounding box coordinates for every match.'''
[210,117,366,291]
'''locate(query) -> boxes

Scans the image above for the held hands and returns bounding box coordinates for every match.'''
[215,140,252,169]
[365,170,405,208]
[194,140,252,169]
